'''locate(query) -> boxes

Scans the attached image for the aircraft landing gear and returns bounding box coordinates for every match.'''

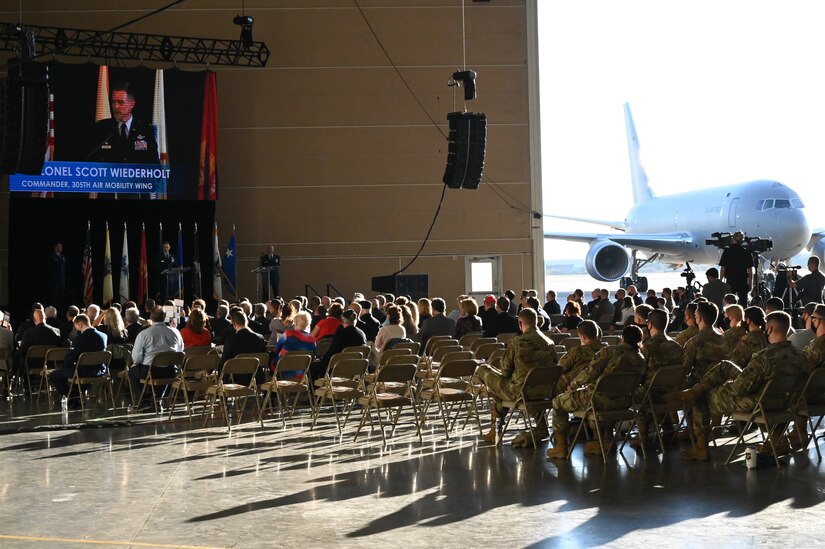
[619,251,660,292]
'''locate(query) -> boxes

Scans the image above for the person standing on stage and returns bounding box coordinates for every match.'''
[47,242,67,313]
[259,245,281,301]
[157,241,176,302]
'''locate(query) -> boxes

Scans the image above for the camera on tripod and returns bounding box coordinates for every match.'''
[705,232,773,253]
[680,264,695,283]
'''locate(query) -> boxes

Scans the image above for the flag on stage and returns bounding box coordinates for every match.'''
[103,222,113,305]
[212,223,222,301]
[82,222,93,306]
[138,223,148,304]
[192,223,202,299]
[198,72,219,201]
[34,92,55,198]
[176,223,184,299]
[119,223,130,303]
[152,69,169,199]
[91,65,110,200]
[222,226,237,301]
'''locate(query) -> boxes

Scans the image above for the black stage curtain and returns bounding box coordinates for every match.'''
[8,196,215,321]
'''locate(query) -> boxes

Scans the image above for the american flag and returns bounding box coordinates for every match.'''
[82,221,93,306]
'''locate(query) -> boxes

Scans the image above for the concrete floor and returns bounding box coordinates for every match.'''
[0,397,824,548]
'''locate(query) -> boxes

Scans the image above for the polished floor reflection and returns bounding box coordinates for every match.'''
[0,398,824,548]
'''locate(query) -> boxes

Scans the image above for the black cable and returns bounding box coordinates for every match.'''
[392,182,448,276]
[17,0,188,64]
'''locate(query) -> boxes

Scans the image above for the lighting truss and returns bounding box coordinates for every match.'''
[0,22,270,67]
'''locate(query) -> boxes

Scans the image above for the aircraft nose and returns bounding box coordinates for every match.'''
[773,209,810,258]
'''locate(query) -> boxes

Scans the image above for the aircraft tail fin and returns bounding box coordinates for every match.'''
[624,103,654,204]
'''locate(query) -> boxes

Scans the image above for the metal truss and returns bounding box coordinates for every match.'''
[0,22,270,67]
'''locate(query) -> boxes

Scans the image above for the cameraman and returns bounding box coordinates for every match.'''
[719,231,753,306]
[789,256,825,305]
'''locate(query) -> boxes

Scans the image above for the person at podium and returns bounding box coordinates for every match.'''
[259,245,281,301]
[157,241,177,302]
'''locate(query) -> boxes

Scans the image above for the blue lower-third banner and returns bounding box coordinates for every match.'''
[9,161,171,194]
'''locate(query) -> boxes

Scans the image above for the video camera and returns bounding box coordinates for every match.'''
[705,232,773,253]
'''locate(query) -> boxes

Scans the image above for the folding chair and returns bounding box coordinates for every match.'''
[418,358,482,439]
[459,333,485,350]
[486,348,506,369]
[167,354,220,419]
[725,372,808,467]
[474,342,505,363]
[314,337,333,359]
[797,368,825,460]
[469,337,498,355]
[67,351,114,411]
[184,345,214,359]
[202,356,262,431]
[393,341,421,355]
[0,348,9,396]
[622,365,687,455]
[568,372,642,461]
[498,365,563,447]
[421,351,475,390]
[602,335,622,346]
[136,351,185,414]
[318,351,370,392]
[342,345,370,358]
[354,363,421,444]
[423,335,455,357]
[561,338,582,352]
[548,333,572,345]
[311,357,368,432]
[24,346,52,396]
[258,353,313,426]
[496,333,517,345]
[37,347,70,407]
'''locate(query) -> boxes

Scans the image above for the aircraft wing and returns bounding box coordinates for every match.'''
[543,231,693,255]
[807,230,825,250]
[544,214,626,232]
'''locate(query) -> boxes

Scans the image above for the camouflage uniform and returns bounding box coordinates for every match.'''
[729,328,768,369]
[674,324,698,347]
[478,328,558,413]
[551,344,645,438]
[803,335,825,404]
[722,324,747,355]
[682,327,728,382]
[555,340,606,394]
[690,341,808,438]
[638,333,684,403]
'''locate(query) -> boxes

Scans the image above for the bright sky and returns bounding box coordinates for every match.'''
[538,0,825,262]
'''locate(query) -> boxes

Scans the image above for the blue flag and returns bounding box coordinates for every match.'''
[222,229,237,301]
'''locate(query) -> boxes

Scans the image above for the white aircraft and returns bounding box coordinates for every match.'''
[543,103,820,284]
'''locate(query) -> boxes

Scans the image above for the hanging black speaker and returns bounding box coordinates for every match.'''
[442,111,486,190]
[0,75,48,176]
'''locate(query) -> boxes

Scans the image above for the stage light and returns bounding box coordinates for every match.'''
[451,70,477,101]
[233,15,254,50]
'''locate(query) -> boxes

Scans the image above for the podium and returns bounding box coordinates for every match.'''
[252,265,279,303]
[161,266,190,301]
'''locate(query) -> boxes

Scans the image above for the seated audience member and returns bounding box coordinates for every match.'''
[662,287,675,311]
[400,304,419,340]
[790,302,818,350]
[419,297,457,349]
[60,305,80,340]
[357,300,380,342]
[417,298,433,328]
[44,306,60,331]
[673,302,700,347]
[505,289,519,316]
[479,295,498,331]
[249,303,270,337]
[312,302,343,340]
[546,325,646,459]
[272,310,317,378]
[210,304,232,345]
[590,289,615,326]
[372,295,387,324]
[722,304,746,353]
[447,295,468,323]
[16,308,62,381]
[124,308,144,344]
[478,308,558,446]
[728,306,768,369]
[48,314,107,409]
[128,306,185,405]
[454,297,483,340]
[585,289,601,318]
[543,290,561,316]
[180,309,212,348]
[220,309,267,384]
[616,296,635,327]
[98,308,127,345]
[527,296,551,330]
[15,302,43,342]
[313,309,366,380]
[555,320,604,394]
[559,301,583,333]
[484,296,519,338]
[373,305,405,360]
[633,303,653,341]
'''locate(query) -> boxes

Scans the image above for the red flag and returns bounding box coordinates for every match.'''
[198,72,218,201]
[33,93,55,198]
[82,221,93,306]
[138,223,148,304]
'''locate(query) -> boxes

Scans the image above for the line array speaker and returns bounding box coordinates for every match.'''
[442,111,486,190]
[0,76,48,175]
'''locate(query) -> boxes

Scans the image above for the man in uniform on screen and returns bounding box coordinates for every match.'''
[87,82,160,164]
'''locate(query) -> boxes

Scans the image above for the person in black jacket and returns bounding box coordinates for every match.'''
[15,308,62,381]
[86,83,159,164]
[220,309,266,384]
[210,304,232,345]
[312,310,367,381]
[484,297,519,338]
[357,300,380,342]
[48,314,107,408]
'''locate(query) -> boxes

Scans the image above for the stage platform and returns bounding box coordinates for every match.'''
[0,398,822,548]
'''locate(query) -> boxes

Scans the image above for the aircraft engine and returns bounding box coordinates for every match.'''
[585,240,631,282]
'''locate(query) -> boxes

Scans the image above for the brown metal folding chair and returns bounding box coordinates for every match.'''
[167,354,220,420]
[202,356,262,431]
[354,363,421,444]
[67,351,114,411]
[498,365,563,447]
[311,357,368,433]
[258,352,313,426]
[136,351,185,414]
[418,358,482,439]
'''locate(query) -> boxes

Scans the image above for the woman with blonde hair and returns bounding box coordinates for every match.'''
[417,298,432,328]
[99,307,127,344]
[374,305,406,358]
[454,297,482,339]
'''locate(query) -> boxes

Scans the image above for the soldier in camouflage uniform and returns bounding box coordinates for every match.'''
[674,302,700,347]
[555,320,605,394]
[631,309,685,449]
[671,311,808,460]
[728,306,768,368]
[633,304,654,342]
[722,304,746,354]
[788,304,825,447]
[682,302,728,381]
[478,308,558,444]
[546,325,646,459]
